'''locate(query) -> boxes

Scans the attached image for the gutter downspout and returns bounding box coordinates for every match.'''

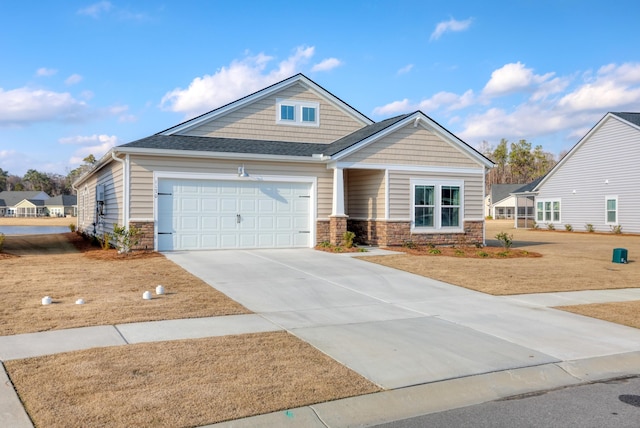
[111,152,130,229]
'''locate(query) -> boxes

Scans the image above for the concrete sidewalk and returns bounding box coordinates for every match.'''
[2,248,640,427]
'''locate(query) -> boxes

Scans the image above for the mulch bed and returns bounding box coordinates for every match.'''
[386,245,542,259]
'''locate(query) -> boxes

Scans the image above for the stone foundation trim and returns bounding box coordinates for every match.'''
[329,215,348,246]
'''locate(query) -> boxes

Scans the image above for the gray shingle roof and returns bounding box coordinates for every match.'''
[490,184,524,203]
[611,112,640,127]
[0,191,49,207]
[47,195,77,206]
[121,114,412,158]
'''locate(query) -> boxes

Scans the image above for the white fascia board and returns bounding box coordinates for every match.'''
[72,148,117,187]
[114,146,325,163]
[334,161,485,175]
[331,112,494,168]
[161,75,372,136]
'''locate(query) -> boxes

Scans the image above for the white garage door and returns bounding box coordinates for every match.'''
[157,179,312,251]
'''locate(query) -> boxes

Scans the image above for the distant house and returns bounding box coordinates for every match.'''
[74,73,494,251]
[485,184,524,219]
[0,191,50,217]
[46,195,78,217]
[514,112,640,232]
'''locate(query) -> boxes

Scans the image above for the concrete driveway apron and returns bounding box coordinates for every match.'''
[165,249,640,390]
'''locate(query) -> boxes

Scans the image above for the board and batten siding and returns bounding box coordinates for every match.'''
[77,160,124,236]
[129,155,333,220]
[180,83,364,144]
[388,170,484,220]
[536,115,640,233]
[341,124,480,168]
[345,169,386,219]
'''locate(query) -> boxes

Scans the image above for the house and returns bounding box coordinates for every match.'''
[0,191,50,217]
[73,74,494,251]
[46,195,78,217]
[514,112,640,232]
[485,184,524,219]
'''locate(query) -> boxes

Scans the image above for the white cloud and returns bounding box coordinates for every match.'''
[372,90,475,116]
[161,46,316,118]
[65,74,83,85]
[430,17,473,41]
[60,134,118,166]
[397,64,414,75]
[0,87,87,126]
[36,68,57,77]
[482,62,556,97]
[311,58,342,72]
[77,1,112,18]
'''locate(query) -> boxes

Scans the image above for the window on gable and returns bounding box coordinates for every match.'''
[276,99,319,126]
[412,180,463,231]
[281,105,294,121]
[606,196,617,224]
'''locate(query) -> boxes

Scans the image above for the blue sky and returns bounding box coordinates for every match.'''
[2,1,640,177]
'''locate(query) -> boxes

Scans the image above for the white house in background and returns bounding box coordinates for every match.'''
[485,184,523,219]
[520,112,640,232]
[0,191,50,217]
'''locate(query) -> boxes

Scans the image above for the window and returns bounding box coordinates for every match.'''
[276,99,319,126]
[536,199,561,223]
[280,105,294,121]
[606,196,618,224]
[302,106,316,122]
[412,180,463,231]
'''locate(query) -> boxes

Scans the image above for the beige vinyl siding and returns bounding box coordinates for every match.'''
[77,160,123,236]
[536,116,640,232]
[181,83,364,143]
[129,155,333,219]
[345,169,385,219]
[342,124,480,168]
[388,170,484,220]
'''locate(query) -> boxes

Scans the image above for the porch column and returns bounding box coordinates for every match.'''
[330,167,348,245]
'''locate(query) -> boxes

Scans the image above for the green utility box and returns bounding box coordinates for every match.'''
[612,248,628,264]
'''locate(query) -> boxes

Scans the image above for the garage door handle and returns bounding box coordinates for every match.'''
[236,214,241,224]
[158,232,172,235]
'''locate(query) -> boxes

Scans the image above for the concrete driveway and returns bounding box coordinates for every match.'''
[165,249,640,389]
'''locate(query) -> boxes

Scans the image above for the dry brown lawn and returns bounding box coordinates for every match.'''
[556,301,640,330]
[363,220,640,295]
[5,332,379,427]
[0,216,73,226]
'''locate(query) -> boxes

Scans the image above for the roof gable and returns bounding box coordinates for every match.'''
[490,184,524,203]
[0,191,49,206]
[533,112,640,191]
[160,74,373,137]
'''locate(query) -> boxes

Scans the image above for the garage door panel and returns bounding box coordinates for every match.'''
[158,179,311,251]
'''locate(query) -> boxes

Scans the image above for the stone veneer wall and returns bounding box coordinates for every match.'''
[347,219,484,247]
[129,221,154,251]
[329,216,348,246]
[316,220,330,244]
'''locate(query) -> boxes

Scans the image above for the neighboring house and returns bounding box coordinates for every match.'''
[486,184,523,219]
[74,74,494,251]
[46,195,78,217]
[0,191,50,217]
[514,112,640,232]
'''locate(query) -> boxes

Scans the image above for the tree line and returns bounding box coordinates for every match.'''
[479,139,562,192]
[0,155,96,196]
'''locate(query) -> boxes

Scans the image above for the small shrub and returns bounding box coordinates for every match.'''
[521,250,529,256]
[497,251,509,257]
[477,251,489,258]
[318,241,331,248]
[100,232,111,250]
[585,223,595,233]
[454,249,465,256]
[428,248,441,255]
[610,225,623,234]
[402,240,417,249]
[357,247,368,253]
[495,231,513,250]
[342,231,356,248]
[564,224,573,232]
[533,222,540,230]
[333,246,344,253]
[111,224,141,254]
[485,215,493,220]
[547,223,555,230]
[0,232,4,251]
[68,223,76,233]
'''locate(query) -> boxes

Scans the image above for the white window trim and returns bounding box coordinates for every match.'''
[410,179,464,233]
[605,195,618,225]
[276,98,320,127]
[536,198,561,224]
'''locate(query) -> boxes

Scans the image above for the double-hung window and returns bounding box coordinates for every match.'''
[536,199,561,223]
[412,180,463,231]
[605,196,618,225]
[276,99,319,126]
